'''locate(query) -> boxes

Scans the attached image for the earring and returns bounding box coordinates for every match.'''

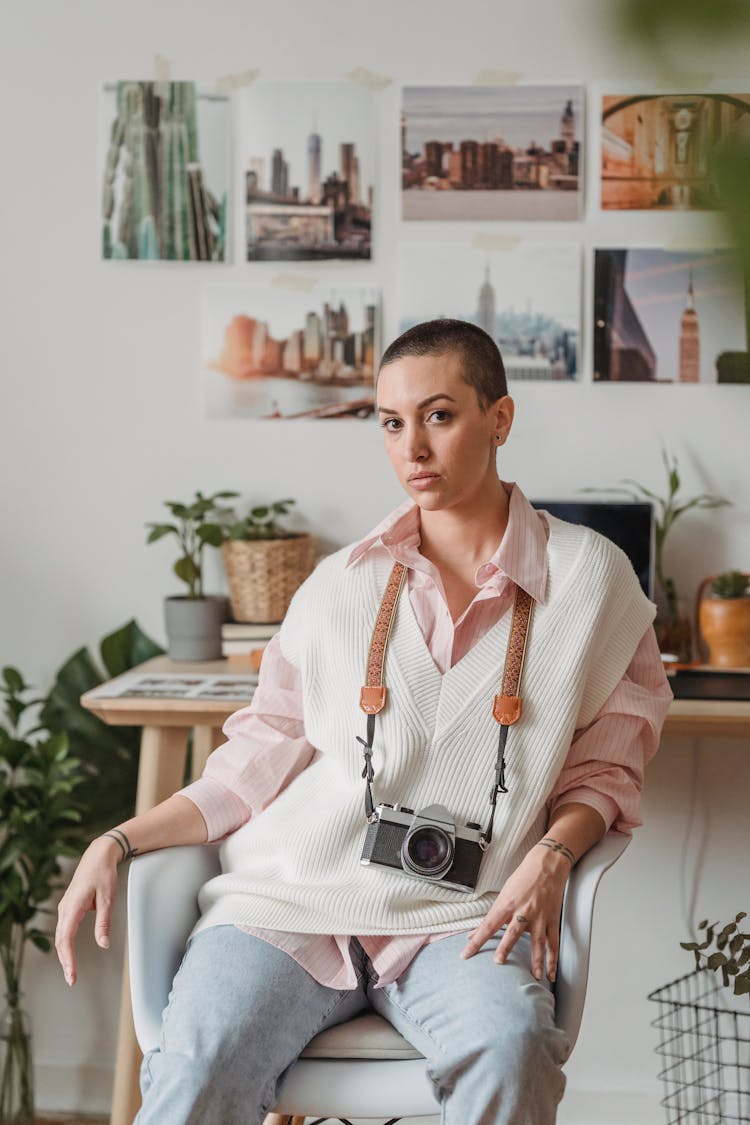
[495,434,504,444]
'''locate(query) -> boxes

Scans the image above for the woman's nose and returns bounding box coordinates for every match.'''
[401,426,429,462]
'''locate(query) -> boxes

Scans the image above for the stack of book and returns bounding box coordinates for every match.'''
[221,622,280,666]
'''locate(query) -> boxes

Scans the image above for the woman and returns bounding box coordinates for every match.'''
[56,319,671,1124]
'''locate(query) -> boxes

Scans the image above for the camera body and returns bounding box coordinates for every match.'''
[360,801,484,893]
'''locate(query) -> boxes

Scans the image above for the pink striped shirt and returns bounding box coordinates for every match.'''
[180,483,672,988]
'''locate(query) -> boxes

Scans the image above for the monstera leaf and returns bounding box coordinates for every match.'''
[41,620,164,838]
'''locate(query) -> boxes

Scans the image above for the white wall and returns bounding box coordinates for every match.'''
[1,0,749,1117]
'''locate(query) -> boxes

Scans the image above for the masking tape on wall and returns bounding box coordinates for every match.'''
[154,55,171,83]
[272,274,318,292]
[346,67,392,91]
[215,68,259,92]
[473,70,522,87]
[657,73,715,90]
[471,234,521,251]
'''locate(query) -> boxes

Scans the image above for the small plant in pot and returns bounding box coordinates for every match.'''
[697,569,750,668]
[585,449,730,663]
[146,490,238,660]
[221,499,316,624]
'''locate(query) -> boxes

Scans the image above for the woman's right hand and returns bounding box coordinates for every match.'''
[55,835,122,986]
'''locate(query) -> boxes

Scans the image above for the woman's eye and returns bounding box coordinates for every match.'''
[381,417,402,432]
[427,409,451,423]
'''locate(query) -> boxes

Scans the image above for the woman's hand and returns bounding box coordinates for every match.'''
[55,835,122,986]
[461,843,571,981]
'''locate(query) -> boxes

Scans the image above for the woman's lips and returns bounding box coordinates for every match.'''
[408,473,440,489]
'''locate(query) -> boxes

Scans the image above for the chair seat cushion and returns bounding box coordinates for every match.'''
[300,1012,424,1060]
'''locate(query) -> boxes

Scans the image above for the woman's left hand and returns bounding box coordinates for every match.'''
[461,843,570,981]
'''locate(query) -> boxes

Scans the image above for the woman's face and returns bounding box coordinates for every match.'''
[376,351,514,515]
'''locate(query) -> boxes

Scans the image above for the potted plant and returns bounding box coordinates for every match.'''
[0,667,87,1125]
[696,570,750,668]
[585,449,730,662]
[220,499,316,624]
[146,489,238,660]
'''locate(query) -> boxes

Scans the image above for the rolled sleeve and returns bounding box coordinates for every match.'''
[178,634,316,843]
[547,626,673,835]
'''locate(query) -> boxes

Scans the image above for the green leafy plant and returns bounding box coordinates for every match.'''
[223,498,300,542]
[681,913,750,998]
[0,667,88,1123]
[40,619,164,839]
[584,449,730,627]
[146,490,238,597]
[711,570,750,599]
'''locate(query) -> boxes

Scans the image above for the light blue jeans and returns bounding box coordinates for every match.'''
[136,925,569,1125]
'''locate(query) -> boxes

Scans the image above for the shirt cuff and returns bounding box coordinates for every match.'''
[548,787,619,834]
[178,777,251,842]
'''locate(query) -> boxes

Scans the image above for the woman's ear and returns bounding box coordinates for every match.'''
[491,395,515,443]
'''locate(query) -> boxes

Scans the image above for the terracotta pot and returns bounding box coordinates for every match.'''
[698,596,750,668]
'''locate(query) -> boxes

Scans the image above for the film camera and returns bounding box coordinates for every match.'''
[360,801,484,893]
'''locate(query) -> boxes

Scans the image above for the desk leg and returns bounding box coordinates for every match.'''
[110,725,191,1125]
[191,725,224,781]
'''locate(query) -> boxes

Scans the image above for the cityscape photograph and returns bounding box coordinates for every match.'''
[399,241,580,379]
[240,82,374,259]
[594,248,748,382]
[202,285,379,418]
[600,92,750,210]
[402,85,583,220]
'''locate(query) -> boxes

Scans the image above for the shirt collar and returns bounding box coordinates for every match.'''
[346,483,549,605]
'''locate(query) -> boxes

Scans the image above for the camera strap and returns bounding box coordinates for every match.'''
[357,562,534,841]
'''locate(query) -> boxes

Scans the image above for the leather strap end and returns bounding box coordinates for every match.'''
[360,685,387,714]
[493,694,522,725]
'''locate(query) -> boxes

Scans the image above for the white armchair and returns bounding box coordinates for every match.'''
[128,832,629,1123]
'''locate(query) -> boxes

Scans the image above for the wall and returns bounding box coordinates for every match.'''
[1,0,749,1117]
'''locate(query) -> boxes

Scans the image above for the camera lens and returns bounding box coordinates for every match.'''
[402,825,454,878]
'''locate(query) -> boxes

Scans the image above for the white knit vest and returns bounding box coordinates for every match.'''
[195,516,655,937]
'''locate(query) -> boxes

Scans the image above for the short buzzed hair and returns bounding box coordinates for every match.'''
[378,319,508,409]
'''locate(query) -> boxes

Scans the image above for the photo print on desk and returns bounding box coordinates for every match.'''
[600,92,750,211]
[202,284,380,418]
[593,248,748,383]
[239,82,375,260]
[99,81,231,261]
[398,241,580,381]
[401,84,584,221]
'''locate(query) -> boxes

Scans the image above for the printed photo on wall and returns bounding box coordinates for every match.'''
[398,241,580,380]
[100,81,231,261]
[600,92,750,211]
[593,248,748,383]
[239,83,374,260]
[401,85,583,221]
[202,284,380,419]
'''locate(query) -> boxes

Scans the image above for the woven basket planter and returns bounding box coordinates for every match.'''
[222,535,316,623]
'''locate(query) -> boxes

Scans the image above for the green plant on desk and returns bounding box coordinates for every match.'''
[0,667,87,1124]
[146,489,238,597]
[222,497,298,541]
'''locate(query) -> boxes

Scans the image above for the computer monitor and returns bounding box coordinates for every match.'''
[531,500,655,600]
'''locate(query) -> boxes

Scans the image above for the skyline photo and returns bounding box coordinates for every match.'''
[203,284,380,419]
[240,82,375,260]
[594,248,748,382]
[402,85,583,220]
[399,241,580,380]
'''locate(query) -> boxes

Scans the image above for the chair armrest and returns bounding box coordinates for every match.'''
[554,831,630,1050]
[127,844,221,1052]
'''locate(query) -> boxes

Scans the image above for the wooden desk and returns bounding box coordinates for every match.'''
[82,656,750,1125]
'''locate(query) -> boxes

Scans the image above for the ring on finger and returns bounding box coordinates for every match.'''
[515,913,529,925]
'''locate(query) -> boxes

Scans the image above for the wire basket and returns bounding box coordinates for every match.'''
[649,969,750,1123]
